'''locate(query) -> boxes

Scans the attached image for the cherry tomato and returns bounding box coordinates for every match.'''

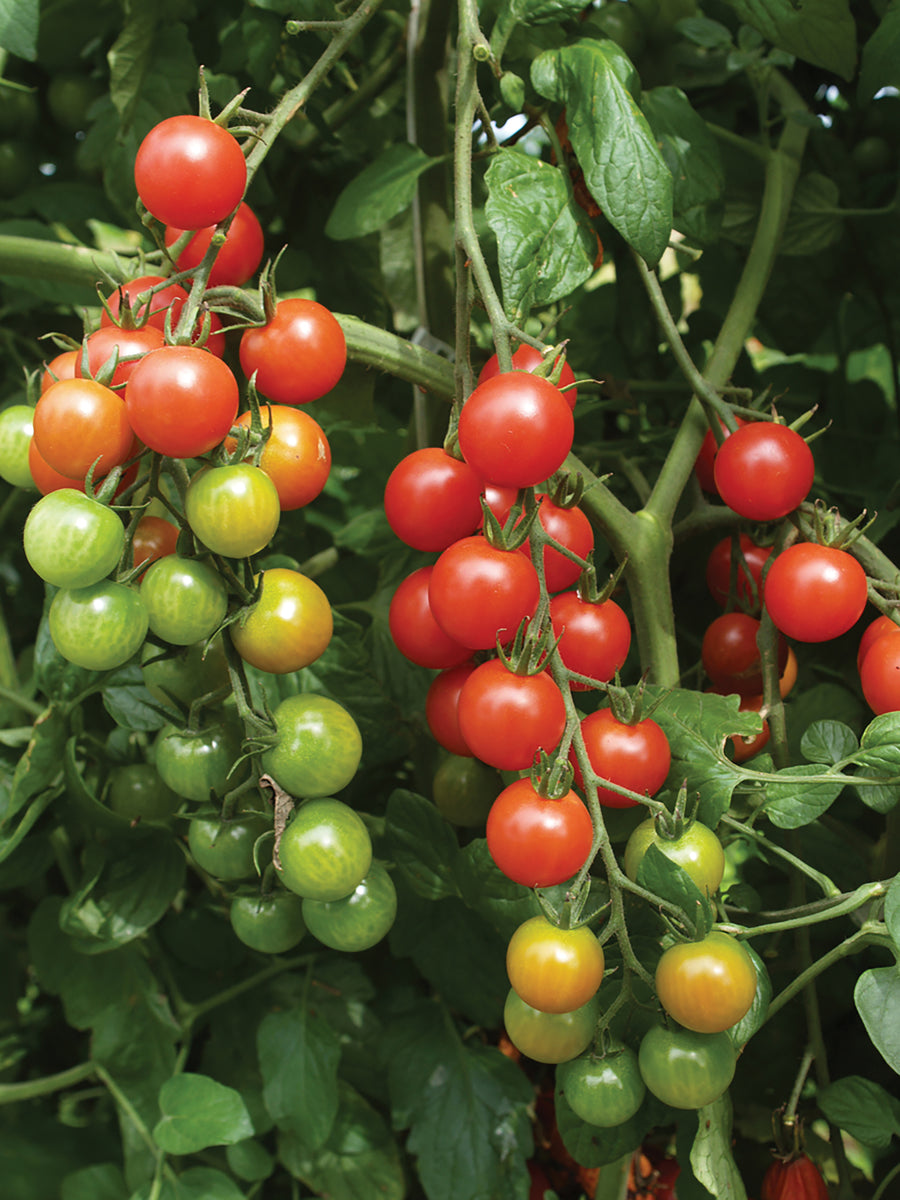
[185,464,281,559]
[478,344,578,410]
[125,346,239,459]
[764,543,867,643]
[761,1154,829,1200]
[227,406,331,511]
[857,614,900,672]
[457,659,566,772]
[388,567,473,668]
[131,515,179,575]
[729,693,771,763]
[165,201,264,286]
[33,378,133,480]
[528,496,594,593]
[27,440,84,495]
[458,371,574,488]
[571,709,671,808]
[141,638,230,707]
[155,718,245,802]
[624,818,725,896]
[713,422,814,521]
[549,591,631,688]
[262,694,363,799]
[40,349,79,393]
[425,661,478,756]
[705,533,772,609]
[480,482,519,528]
[101,275,189,330]
[694,416,746,493]
[859,631,900,713]
[49,580,148,671]
[638,1025,736,1109]
[0,404,36,489]
[140,555,228,646]
[276,796,372,901]
[188,812,269,882]
[428,535,540,650]
[107,762,181,822]
[432,754,500,826]
[506,915,604,1014]
[503,988,600,1064]
[384,447,483,552]
[302,861,397,951]
[655,931,758,1033]
[24,489,124,589]
[556,1046,646,1127]
[134,115,247,229]
[80,324,166,388]
[486,778,594,888]
[702,611,786,696]
[230,890,307,954]
[231,567,332,674]
[239,298,347,405]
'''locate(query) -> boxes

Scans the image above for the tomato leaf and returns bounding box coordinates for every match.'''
[554,1083,669,1168]
[859,0,900,103]
[761,765,844,829]
[800,719,858,765]
[325,144,439,241]
[728,943,772,1050]
[884,873,900,949]
[130,1167,246,1200]
[257,1005,341,1149]
[455,839,542,939]
[7,703,67,823]
[384,788,460,901]
[153,1073,253,1155]
[854,966,900,1073]
[642,86,725,244]
[59,1163,129,1200]
[817,1075,900,1150]
[721,0,856,80]
[690,1095,748,1200]
[102,662,172,732]
[225,1138,275,1184]
[635,843,714,937]
[484,148,598,323]
[0,0,39,61]
[779,173,843,257]
[531,39,673,265]
[507,0,593,23]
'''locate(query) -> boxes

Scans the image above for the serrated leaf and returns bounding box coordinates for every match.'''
[484,148,597,323]
[153,1074,253,1154]
[326,144,439,241]
[855,966,900,1073]
[642,86,725,243]
[0,0,38,60]
[690,1095,747,1200]
[762,764,844,829]
[859,0,900,104]
[384,789,460,900]
[531,39,673,265]
[817,1076,900,1150]
[722,0,856,80]
[258,1006,341,1147]
[801,720,858,765]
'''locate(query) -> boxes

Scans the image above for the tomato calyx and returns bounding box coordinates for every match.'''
[603,674,664,727]
[797,496,874,553]
[481,486,539,551]
[497,611,560,676]
[529,748,576,802]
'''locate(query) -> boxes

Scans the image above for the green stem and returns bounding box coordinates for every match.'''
[721,882,885,938]
[0,1060,96,1105]
[873,1160,900,1200]
[181,952,313,1023]
[765,925,891,1021]
[720,815,840,898]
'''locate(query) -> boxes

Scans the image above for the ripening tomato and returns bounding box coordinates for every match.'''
[705,533,772,610]
[384,447,483,551]
[389,567,473,669]
[239,298,347,405]
[480,482,519,529]
[556,1046,646,1127]
[638,1025,736,1109]
[24,489,124,589]
[0,404,35,489]
[134,115,247,229]
[262,695,363,799]
[27,439,84,495]
[131,515,179,575]
[100,274,226,357]
[549,591,631,687]
[33,377,133,480]
[478,344,578,410]
[527,496,594,593]
[571,709,671,808]
[185,464,281,559]
[425,661,478,756]
[713,422,814,521]
[486,778,594,888]
[457,659,566,771]
[230,567,333,674]
[624,818,725,896]
[763,543,867,643]
[428,535,540,650]
[655,931,758,1033]
[140,555,228,646]
[125,346,239,458]
[760,1154,829,1200]
[506,915,605,1013]
[504,988,600,1064]
[226,406,331,510]
[432,754,500,826]
[165,200,264,286]
[458,371,574,488]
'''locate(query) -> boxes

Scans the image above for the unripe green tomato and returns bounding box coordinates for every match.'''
[432,754,501,826]
[25,489,125,589]
[0,85,39,138]
[0,139,34,197]
[276,797,372,901]
[155,719,245,803]
[46,72,104,132]
[188,813,269,881]
[302,861,397,952]
[140,555,228,646]
[623,818,725,897]
[262,695,363,799]
[229,890,307,953]
[556,1045,646,1127]
[107,762,182,821]
[49,580,148,671]
[0,405,36,489]
[141,637,229,707]
[504,988,601,1065]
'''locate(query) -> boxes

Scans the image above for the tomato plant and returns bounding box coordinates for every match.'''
[638,1025,736,1109]
[388,566,473,668]
[457,659,566,772]
[503,989,600,1065]
[227,405,331,511]
[571,709,670,807]
[556,1045,646,1127]
[141,638,229,707]
[134,114,247,228]
[486,778,593,888]
[425,661,478,756]
[705,533,772,610]
[239,298,347,404]
[701,611,786,696]
[655,931,759,1033]
[549,590,631,686]
[125,346,239,459]
[33,377,133,480]
[80,323,167,388]
[506,915,604,1014]
[276,797,372,901]
[624,818,725,896]
[301,860,398,952]
[763,542,868,643]
[477,344,578,409]
[384,446,483,552]
[262,694,363,798]
[185,463,281,559]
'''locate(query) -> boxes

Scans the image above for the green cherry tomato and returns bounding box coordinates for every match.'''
[141,637,230,707]
[25,490,125,589]
[276,797,372,901]
[638,1024,736,1109]
[107,762,182,821]
[503,988,600,1065]
[185,464,281,559]
[0,404,36,489]
[262,695,363,799]
[229,890,307,953]
[556,1045,646,1128]
[302,861,397,952]
[155,719,246,803]
[49,581,148,671]
[188,813,270,881]
[624,818,725,898]
[140,555,228,646]
[432,754,501,827]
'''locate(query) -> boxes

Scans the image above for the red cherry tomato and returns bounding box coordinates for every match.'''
[487,777,594,888]
[100,274,226,357]
[384,447,483,551]
[79,324,167,388]
[729,693,771,763]
[702,611,787,696]
[763,543,868,643]
[477,344,578,410]
[239,298,347,405]
[694,415,746,493]
[549,591,631,688]
[425,662,478,757]
[860,632,900,713]
[761,1154,829,1200]
[125,346,239,458]
[857,614,900,671]
[705,533,772,610]
[134,115,247,229]
[40,349,78,392]
[388,566,473,668]
[165,201,264,286]
[457,659,566,771]
[428,535,540,650]
[527,496,594,593]
[132,515,180,575]
[571,709,671,808]
[713,422,814,521]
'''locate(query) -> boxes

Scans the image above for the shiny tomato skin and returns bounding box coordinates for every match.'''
[556,1046,646,1127]
[80,324,166,388]
[231,567,333,674]
[458,371,574,488]
[425,661,478,756]
[457,659,566,772]
[694,416,746,493]
[140,555,228,646]
[388,566,473,669]
[384,447,483,552]
[262,694,363,799]
[549,591,631,688]
[132,514,179,575]
[764,543,868,643]
[101,274,189,330]
[227,406,331,511]
[504,988,600,1064]
[24,489,124,589]
[655,931,758,1033]
[41,349,79,392]
[429,535,540,650]
[506,915,605,1014]
[760,1155,829,1200]
[486,778,593,888]
[107,762,181,822]
[857,614,900,671]
[729,693,771,763]
[165,200,264,286]
[478,344,578,410]
[49,580,148,671]
[185,464,281,559]
[276,796,372,901]
[528,497,594,593]
[859,632,900,714]
[134,115,247,229]
[239,298,347,405]
[638,1025,736,1109]
[480,483,519,529]
[28,440,84,495]
[625,818,725,895]
[701,611,784,696]
[302,860,397,952]
[229,890,307,954]
[125,346,239,459]
[33,378,133,480]
[705,533,772,610]
[188,812,269,882]
[0,404,35,489]
[713,422,814,521]
[155,719,245,802]
[572,709,671,808]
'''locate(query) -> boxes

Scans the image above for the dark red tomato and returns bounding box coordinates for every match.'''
[528,496,594,593]
[713,422,814,521]
[760,1155,829,1200]
[428,535,541,650]
[859,632,900,714]
[33,378,133,480]
[477,344,578,410]
[857,614,900,671]
[388,566,473,668]
[764,543,868,643]
[227,406,331,511]
[729,693,771,764]
[165,201,264,287]
[40,349,78,393]
[125,346,239,458]
[458,372,574,488]
[701,611,786,696]
[572,709,671,808]
[705,533,772,610]
[425,661,478,756]
[457,659,566,772]
[134,115,247,229]
[486,777,594,888]
[694,415,746,493]
[80,324,166,388]
[655,930,758,1033]
[549,591,631,688]
[239,298,347,405]
[384,447,483,551]
[101,274,189,330]
[132,514,179,575]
